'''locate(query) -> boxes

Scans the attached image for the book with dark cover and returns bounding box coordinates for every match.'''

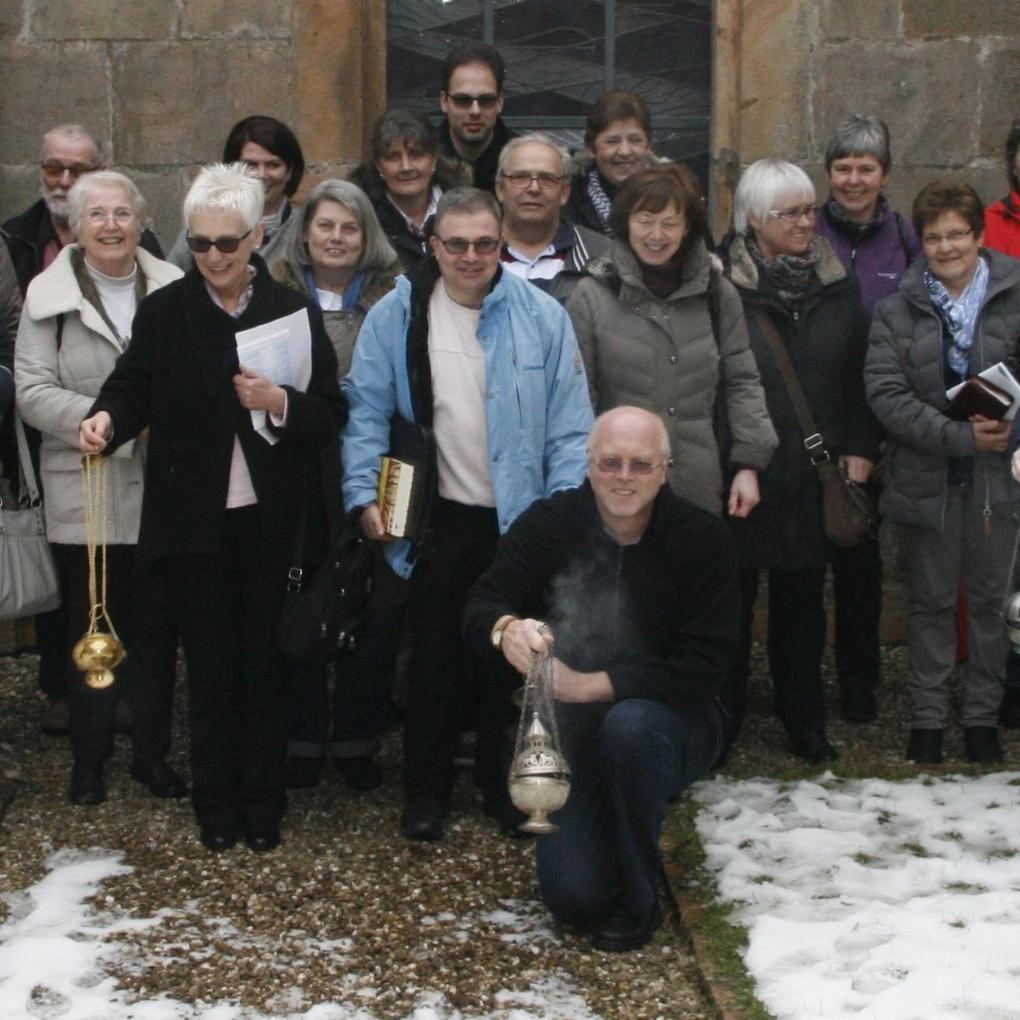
[379,415,437,547]
[945,376,1013,421]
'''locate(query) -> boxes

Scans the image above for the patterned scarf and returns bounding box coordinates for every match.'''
[585,168,615,237]
[823,192,890,242]
[924,255,989,378]
[746,235,822,305]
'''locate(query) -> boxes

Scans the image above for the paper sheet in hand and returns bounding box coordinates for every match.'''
[235,309,312,443]
[946,361,1020,421]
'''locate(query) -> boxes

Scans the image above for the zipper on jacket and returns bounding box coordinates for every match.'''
[511,347,524,426]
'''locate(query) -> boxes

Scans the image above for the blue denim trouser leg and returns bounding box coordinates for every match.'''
[536,697,724,925]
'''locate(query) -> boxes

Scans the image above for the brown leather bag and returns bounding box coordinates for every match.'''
[752,310,876,548]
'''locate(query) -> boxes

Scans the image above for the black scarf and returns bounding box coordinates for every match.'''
[746,235,821,305]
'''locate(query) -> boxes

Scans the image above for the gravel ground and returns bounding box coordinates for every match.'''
[0,652,713,1020]
[3,636,1016,1019]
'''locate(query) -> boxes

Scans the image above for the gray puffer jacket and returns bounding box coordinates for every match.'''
[865,248,1020,530]
[565,239,777,515]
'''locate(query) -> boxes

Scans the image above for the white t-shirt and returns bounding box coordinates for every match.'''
[427,281,494,507]
[86,262,138,342]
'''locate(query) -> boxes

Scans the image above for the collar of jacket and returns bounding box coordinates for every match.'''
[23,243,180,324]
[577,475,677,543]
[584,236,713,303]
[897,245,1020,314]
[402,256,506,426]
[726,232,848,293]
[439,116,514,173]
[272,256,401,312]
[1,198,54,253]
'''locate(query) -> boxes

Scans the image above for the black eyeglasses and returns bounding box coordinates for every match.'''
[185,229,253,254]
[446,92,501,110]
[434,236,500,255]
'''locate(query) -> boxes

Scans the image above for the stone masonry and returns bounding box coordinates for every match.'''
[1,0,1018,248]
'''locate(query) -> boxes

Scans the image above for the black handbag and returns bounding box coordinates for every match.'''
[277,521,374,664]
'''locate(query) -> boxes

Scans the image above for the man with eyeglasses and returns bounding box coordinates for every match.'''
[2,124,162,298]
[438,44,517,194]
[342,186,592,842]
[496,134,610,304]
[1,123,162,739]
[464,406,737,951]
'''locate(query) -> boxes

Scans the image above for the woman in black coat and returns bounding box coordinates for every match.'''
[723,158,880,763]
[80,163,345,853]
[348,109,468,273]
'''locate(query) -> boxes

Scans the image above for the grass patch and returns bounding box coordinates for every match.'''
[664,798,775,1020]
[852,852,879,866]
[901,842,931,857]
[944,881,985,893]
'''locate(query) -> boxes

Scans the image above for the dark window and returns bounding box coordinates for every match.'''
[387,0,712,188]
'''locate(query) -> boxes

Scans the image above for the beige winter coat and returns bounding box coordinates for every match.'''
[14,245,182,543]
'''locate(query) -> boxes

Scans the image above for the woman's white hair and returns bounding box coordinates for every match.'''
[66,170,145,237]
[183,162,264,233]
[733,158,815,235]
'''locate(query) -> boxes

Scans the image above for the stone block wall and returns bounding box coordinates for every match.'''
[713,0,1020,236]
[2,1,1017,245]
[0,0,384,246]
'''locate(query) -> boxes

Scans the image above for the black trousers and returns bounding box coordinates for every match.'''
[165,506,288,832]
[831,534,882,693]
[734,567,828,736]
[403,498,518,803]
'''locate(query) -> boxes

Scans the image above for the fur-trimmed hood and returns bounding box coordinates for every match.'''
[725,232,849,293]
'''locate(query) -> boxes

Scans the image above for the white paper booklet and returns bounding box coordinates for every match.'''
[235,309,312,443]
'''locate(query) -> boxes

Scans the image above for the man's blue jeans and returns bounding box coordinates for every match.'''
[536,696,725,925]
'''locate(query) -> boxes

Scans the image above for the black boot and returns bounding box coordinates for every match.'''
[906,728,943,764]
[964,726,1003,764]
[788,728,839,764]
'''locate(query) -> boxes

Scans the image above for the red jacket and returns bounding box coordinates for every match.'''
[984,192,1020,259]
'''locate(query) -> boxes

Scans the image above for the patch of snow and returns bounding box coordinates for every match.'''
[694,771,1020,1019]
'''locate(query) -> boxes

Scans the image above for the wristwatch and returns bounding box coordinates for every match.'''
[490,615,518,648]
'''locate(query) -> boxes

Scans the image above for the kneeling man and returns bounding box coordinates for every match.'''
[464,406,738,951]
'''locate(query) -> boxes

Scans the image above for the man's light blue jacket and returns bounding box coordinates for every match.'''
[342,264,593,578]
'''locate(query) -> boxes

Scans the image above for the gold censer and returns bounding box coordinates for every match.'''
[75,453,125,689]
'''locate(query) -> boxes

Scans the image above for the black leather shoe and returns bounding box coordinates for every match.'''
[200,825,237,853]
[244,826,281,853]
[285,754,324,789]
[131,759,187,799]
[839,687,878,724]
[400,794,445,841]
[906,728,943,764]
[482,796,532,839]
[69,762,106,806]
[334,755,383,792]
[999,690,1020,729]
[592,902,662,953]
[40,698,70,736]
[789,730,839,765]
[964,726,1003,763]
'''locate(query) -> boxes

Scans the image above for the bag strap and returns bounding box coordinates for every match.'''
[13,413,44,504]
[751,308,831,466]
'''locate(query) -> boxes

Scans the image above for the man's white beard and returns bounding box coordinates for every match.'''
[41,185,70,226]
